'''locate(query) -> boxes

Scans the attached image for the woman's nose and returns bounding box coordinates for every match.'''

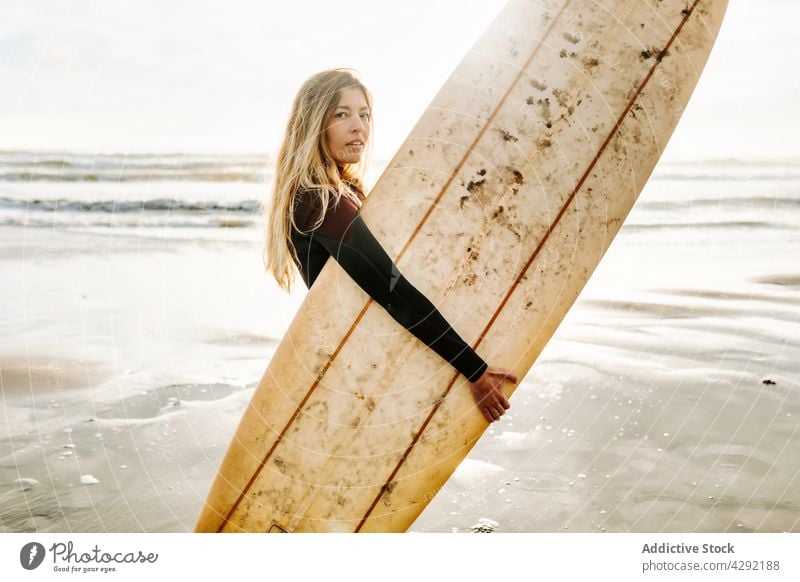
[350,115,366,132]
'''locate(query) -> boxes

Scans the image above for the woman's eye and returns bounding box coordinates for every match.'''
[360,112,371,119]
[336,112,347,118]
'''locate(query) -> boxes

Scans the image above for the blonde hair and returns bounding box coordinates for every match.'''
[262,68,373,292]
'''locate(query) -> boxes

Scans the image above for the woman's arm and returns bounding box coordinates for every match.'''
[301,191,488,382]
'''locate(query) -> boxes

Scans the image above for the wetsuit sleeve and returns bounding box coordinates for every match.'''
[304,192,488,383]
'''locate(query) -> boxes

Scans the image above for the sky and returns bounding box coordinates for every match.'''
[1,0,798,161]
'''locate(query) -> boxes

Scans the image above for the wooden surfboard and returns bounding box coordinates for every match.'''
[196,0,728,533]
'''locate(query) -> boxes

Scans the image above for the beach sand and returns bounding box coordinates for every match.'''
[2,206,798,532]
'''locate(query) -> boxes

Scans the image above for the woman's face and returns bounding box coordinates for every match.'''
[324,87,370,167]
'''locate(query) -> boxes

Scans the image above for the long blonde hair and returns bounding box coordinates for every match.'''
[262,68,373,292]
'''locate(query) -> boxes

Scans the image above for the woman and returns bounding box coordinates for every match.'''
[263,68,516,423]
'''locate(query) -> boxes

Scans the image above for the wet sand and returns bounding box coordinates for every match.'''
[2,218,798,533]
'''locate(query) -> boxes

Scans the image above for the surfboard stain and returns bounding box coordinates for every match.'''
[508,168,525,185]
[381,480,397,498]
[552,87,570,110]
[532,96,553,128]
[492,206,523,241]
[640,46,668,62]
[466,178,486,193]
[496,128,519,142]
[462,244,480,285]
[273,456,288,474]
[582,56,600,70]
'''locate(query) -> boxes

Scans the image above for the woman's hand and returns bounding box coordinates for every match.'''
[468,367,518,423]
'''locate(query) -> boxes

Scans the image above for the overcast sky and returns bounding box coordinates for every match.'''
[1,0,797,161]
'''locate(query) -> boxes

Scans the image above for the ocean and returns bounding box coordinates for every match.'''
[1,150,798,532]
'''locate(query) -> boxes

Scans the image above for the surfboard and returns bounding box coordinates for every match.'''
[196,0,728,533]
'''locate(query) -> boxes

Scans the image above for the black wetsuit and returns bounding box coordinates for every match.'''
[290,186,488,383]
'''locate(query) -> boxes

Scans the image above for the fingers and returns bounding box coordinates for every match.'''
[484,390,511,423]
[482,405,498,423]
[482,399,508,423]
[491,377,512,410]
[488,368,518,384]
[470,368,515,423]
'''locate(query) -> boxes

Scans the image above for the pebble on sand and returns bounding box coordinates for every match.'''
[471,517,500,533]
[80,475,100,485]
